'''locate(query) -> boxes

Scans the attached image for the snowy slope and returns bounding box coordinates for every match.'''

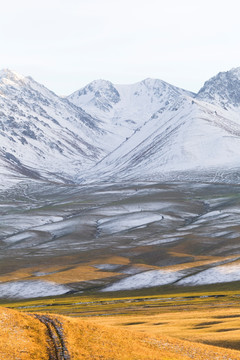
[2,67,240,186]
[68,78,193,151]
[69,68,240,183]
[85,90,240,182]
[0,69,106,183]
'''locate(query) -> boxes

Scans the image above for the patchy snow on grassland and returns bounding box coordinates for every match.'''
[98,212,163,234]
[178,263,240,285]
[102,269,183,291]
[3,216,64,242]
[0,280,70,299]
[96,202,171,217]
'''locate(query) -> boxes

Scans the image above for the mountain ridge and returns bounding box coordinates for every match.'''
[1,67,240,186]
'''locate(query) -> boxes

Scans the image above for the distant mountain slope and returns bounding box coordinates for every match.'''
[2,67,240,185]
[84,68,240,182]
[0,69,105,183]
[68,78,193,152]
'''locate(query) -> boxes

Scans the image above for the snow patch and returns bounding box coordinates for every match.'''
[178,264,240,285]
[98,212,163,233]
[0,280,70,299]
[102,269,183,291]
[94,264,121,271]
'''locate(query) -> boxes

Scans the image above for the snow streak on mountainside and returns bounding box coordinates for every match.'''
[0,69,106,183]
[68,78,193,151]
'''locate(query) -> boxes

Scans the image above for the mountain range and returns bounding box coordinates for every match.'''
[1,67,240,187]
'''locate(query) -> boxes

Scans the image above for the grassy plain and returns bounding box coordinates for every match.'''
[1,284,240,358]
[1,304,240,360]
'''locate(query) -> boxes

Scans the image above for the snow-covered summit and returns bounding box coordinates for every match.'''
[0,69,27,90]
[67,77,192,151]
[197,67,240,109]
[68,77,192,119]
[69,79,121,112]
[0,68,25,81]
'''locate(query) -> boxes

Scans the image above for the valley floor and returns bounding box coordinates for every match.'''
[2,286,240,359]
[1,305,240,360]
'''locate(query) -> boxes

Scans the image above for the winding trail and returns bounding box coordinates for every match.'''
[34,314,70,360]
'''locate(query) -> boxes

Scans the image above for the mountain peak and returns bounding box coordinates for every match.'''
[197,67,240,108]
[86,79,113,88]
[79,79,118,97]
[69,79,120,111]
[0,68,25,83]
[140,77,166,85]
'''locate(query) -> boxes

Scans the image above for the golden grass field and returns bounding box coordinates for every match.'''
[2,286,240,359]
[1,307,240,360]
[0,308,48,360]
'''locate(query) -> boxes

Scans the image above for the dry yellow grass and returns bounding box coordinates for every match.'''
[164,253,238,271]
[0,256,130,285]
[1,306,240,359]
[0,308,48,360]
[91,307,240,353]
[0,307,187,360]
[0,265,63,283]
[58,315,188,360]
[39,265,121,284]
[90,256,130,265]
[54,314,240,360]
[0,264,120,285]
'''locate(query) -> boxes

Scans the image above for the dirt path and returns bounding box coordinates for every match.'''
[34,314,70,360]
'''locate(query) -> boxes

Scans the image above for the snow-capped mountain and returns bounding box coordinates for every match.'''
[67,78,193,151]
[83,67,240,182]
[2,66,240,186]
[0,69,106,183]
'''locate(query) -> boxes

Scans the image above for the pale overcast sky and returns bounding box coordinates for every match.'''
[1,0,240,95]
